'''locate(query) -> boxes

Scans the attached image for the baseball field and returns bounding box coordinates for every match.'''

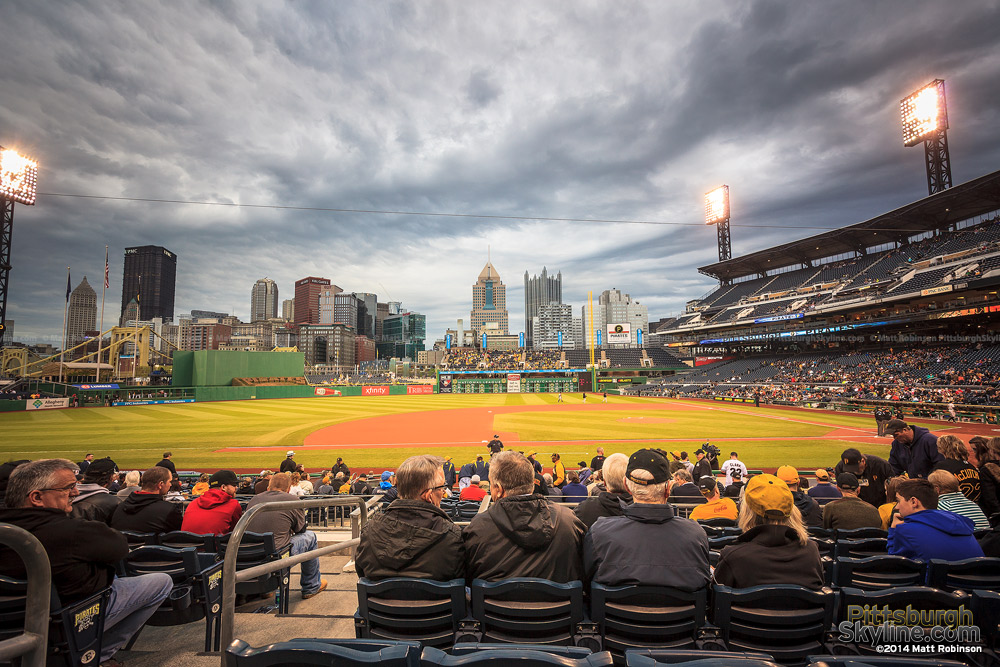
[0,392,943,474]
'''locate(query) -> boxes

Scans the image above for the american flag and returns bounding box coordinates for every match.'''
[103,247,109,289]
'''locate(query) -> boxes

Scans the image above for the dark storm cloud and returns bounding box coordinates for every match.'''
[1,1,999,343]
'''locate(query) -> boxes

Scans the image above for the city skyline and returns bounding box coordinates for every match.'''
[3,3,1000,344]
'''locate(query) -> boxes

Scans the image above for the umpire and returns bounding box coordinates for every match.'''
[874,406,891,437]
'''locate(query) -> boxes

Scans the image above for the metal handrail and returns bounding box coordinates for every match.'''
[0,524,51,667]
[219,496,370,656]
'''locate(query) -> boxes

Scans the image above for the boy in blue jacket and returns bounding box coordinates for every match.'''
[888,479,983,561]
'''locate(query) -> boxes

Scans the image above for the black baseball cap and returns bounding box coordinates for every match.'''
[86,457,118,476]
[886,419,908,434]
[697,475,718,491]
[209,470,239,488]
[626,449,671,485]
[840,448,863,475]
[837,472,860,490]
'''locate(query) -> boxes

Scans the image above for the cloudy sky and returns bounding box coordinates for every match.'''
[2,1,1000,345]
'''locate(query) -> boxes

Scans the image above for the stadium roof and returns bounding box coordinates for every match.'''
[698,168,1000,282]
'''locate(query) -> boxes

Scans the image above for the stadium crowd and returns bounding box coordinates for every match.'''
[4,422,1000,664]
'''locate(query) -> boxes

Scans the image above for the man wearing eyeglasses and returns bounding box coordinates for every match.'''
[355,454,465,581]
[0,458,172,665]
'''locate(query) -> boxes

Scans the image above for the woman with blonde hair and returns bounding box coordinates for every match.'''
[714,474,823,589]
[191,473,210,497]
[935,434,981,503]
[289,472,307,496]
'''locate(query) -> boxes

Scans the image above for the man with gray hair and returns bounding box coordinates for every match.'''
[355,454,464,580]
[463,451,586,582]
[0,459,173,664]
[584,449,710,589]
[575,452,632,528]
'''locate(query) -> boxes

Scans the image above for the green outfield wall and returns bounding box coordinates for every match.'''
[172,350,306,387]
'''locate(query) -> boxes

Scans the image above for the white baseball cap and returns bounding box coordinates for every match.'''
[286,450,295,457]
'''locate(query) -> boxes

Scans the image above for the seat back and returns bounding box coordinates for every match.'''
[590,584,706,659]
[123,545,202,583]
[970,590,1000,652]
[927,557,1000,592]
[625,649,779,666]
[224,638,420,667]
[832,556,927,591]
[837,587,972,655]
[421,645,615,666]
[216,532,279,564]
[697,518,736,528]
[159,530,217,553]
[832,538,887,559]
[450,643,594,658]
[0,577,111,667]
[711,584,838,664]
[356,577,467,648]
[470,578,585,646]
[121,530,158,549]
[833,527,887,541]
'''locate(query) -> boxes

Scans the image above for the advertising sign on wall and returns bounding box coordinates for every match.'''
[26,397,70,411]
[506,374,522,393]
[406,384,434,395]
[314,387,342,396]
[439,375,453,394]
[362,385,391,396]
[607,323,631,344]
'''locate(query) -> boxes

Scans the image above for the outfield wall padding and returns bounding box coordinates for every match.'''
[0,400,25,412]
[172,350,305,387]
[188,383,425,402]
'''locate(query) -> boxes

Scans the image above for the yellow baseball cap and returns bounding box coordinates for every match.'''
[745,474,793,518]
[776,465,799,484]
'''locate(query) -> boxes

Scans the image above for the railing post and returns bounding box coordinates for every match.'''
[0,524,51,667]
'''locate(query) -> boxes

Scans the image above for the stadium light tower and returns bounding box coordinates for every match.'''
[705,185,731,263]
[0,147,39,350]
[900,79,952,196]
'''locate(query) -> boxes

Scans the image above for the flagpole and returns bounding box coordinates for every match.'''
[132,274,140,384]
[59,267,70,384]
[97,245,108,383]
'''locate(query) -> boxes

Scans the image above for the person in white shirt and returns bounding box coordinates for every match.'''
[721,452,747,486]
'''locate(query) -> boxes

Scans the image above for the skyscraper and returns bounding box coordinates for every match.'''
[524,267,562,348]
[353,292,377,338]
[250,278,279,322]
[582,288,649,347]
[66,276,97,346]
[294,277,333,326]
[333,292,360,330]
[281,299,295,321]
[120,245,177,323]
[471,260,509,335]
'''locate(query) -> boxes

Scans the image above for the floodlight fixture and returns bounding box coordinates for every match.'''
[704,185,732,263]
[705,185,730,225]
[900,80,948,147]
[0,148,38,206]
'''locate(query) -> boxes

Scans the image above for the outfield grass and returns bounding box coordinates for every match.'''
[1,394,897,472]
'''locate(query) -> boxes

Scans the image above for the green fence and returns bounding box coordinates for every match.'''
[172,350,306,387]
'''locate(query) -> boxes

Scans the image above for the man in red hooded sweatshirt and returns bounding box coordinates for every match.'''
[181,470,243,534]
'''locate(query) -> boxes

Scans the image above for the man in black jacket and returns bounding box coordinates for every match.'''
[280,450,298,473]
[691,448,714,483]
[834,448,894,507]
[331,457,351,478]
[584,448,709,589]
[463,451,586,583]
[0,459,172,664]
[356,455,464,581]
[575,453,631,528]
[154,451,177,477]
[110,466,184,533]
[71,457,121,524]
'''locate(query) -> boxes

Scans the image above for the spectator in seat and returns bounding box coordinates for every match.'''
[933,434,982,504]
[667,470,701,502]
[886,419,943,479]
[667,451,685,476]
[71,457,121,524]
[110,466,184,534]
[584,449,709,589]
[77,453,94,475]
[806,468,842,500]
[191,473,210,497]
[458,460,475,490]
[0,459,172,665]
[575,453,631,529]
[254,471,273,495]
[356,455,464,581]
[822,473,883,530]
[473,456,489,481]
[315,475,334,496]
[181,470,243,535]
[116,470,141,498]
[928,470,990,531]
[460,475,487,501]
[888,478,983,561]
[0,460,30,509]
[689,475,737,522]
[155,451,177,477]
[378,471,399,504]
[723,472,749,500]
[968,436,1000,519]
[351,475,372,495]
[714,473,824,589]
[877,476,908,530]
[246,473,328,599]
[464,451,586,583]
[776,466,822,527]
[280,450,297,473]
[562,471,588,502]
[527,452,544,475]
[834,448,893,507]
[543,473,562,500]
[576,462,593,485]
[443,456,457,490]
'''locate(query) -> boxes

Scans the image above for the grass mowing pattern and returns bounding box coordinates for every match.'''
[1,394,892,472]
